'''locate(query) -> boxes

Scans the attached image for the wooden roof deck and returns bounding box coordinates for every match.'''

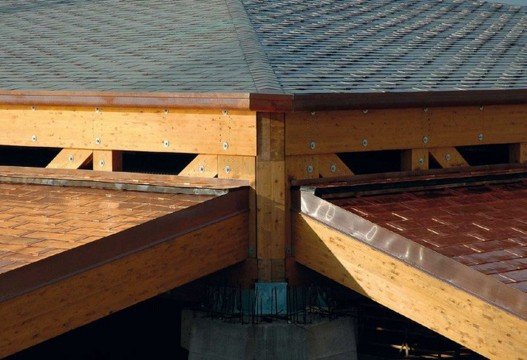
[0,167,250,358]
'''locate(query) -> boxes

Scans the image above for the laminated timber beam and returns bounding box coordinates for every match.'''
[285,105,527,155]
[0,173,250,358]
[429,147,468,168]
[292,190,527,360]
[46,148,93,169]
[0,105,256,156]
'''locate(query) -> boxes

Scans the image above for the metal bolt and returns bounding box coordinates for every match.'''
[445,153,451,162]
[222,141,229,150]
[68,155,74,162]
[31,106,36,111]
[224,165,231,174]
[424,107,429,113]
[163,139,170,147]
[222,109,229,116]
[163,109,169,115]
[363,109,368,114]
[95,107,101,113]
[362,139,368,147]
[418,158,424,166]
[99,159,105,168]
[306,165,314,174]
[479,106,484,111]
[478,133,484,142]
[310,111,316,116]
[95,137,101,145]
[198,165,205,173]
[31,135,37,142]
[422,136,429,145]
[330,164,337,173]
[309,141,316,150]
[248,247,256,257]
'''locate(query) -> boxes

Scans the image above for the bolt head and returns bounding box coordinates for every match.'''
[222,110,229,116]
[310,111,316,116]
[330,164,337,173]
[422,136,429,144]
[163,140,170,147]
[68,155,74,162]
[224,165,231,174]
[31,135,37,142]
[99,160,105,167]
[95,107,101,113]
[362,139,368,147]
[306,165,314,173]
[95,138,101,145]
[363,109,368,114]
[479,106,484,111]
[418,158,424,165]
[478,133,484,141]
[198,165,205,173]
[163,109,169,115]
[222,141,229,150]
[309,141,316,150]
[31,106,36,111]
[445,153,451,162]
[424,107,429,113]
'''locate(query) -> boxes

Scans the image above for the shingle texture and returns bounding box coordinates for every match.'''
[331,181,527,293]
[0,0,525,93]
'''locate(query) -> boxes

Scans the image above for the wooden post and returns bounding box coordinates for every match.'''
[401,149,429,171]
[256,113,286,281]
[510,143,527,164]
[93,150,122,171]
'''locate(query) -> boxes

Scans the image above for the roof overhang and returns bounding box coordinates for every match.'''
[0,89,526,112]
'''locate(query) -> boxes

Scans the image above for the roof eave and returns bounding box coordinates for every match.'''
[0,89,525,112]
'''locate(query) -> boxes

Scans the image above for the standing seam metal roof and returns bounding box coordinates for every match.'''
[0,0,525,94]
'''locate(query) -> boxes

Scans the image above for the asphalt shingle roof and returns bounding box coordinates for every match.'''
[0,0,525,94]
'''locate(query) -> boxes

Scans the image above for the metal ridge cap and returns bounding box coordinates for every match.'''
[295,190,527,320]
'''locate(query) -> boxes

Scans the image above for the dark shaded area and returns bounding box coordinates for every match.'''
[339,150,402,174]
[122,151,195,175]
[8,297,188,360]
[458,144,510,166]
[0,146,60,167]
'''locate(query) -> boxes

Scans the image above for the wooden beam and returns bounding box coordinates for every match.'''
[179,155,218,177]
[285,105,527,155]
[46,149,93,169]
[93,150,122,171]
[0,213,249,358]
[0,106,256,156]
[293,214,527,360]
[510,143,527,164]
[429,147,468,168]
[317,154,353,177]
[401,148,429,171]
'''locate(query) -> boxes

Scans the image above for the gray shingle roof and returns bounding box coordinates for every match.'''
[0,0,525,94]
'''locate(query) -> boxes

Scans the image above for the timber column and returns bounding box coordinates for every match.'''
[256,112,286,281]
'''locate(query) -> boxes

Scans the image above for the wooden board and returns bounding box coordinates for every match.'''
[293,214,527,360]
[401,148,429,171]
[429,147,468,168]
[179,155,218,177]
[0,213,249,358]
[92,150,122,171]
[0,106,256,156]
[510,143,527,164]
[46,149,93,169]
[286,105,527,155]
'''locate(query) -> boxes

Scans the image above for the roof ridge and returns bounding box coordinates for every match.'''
[224,0,283,94]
